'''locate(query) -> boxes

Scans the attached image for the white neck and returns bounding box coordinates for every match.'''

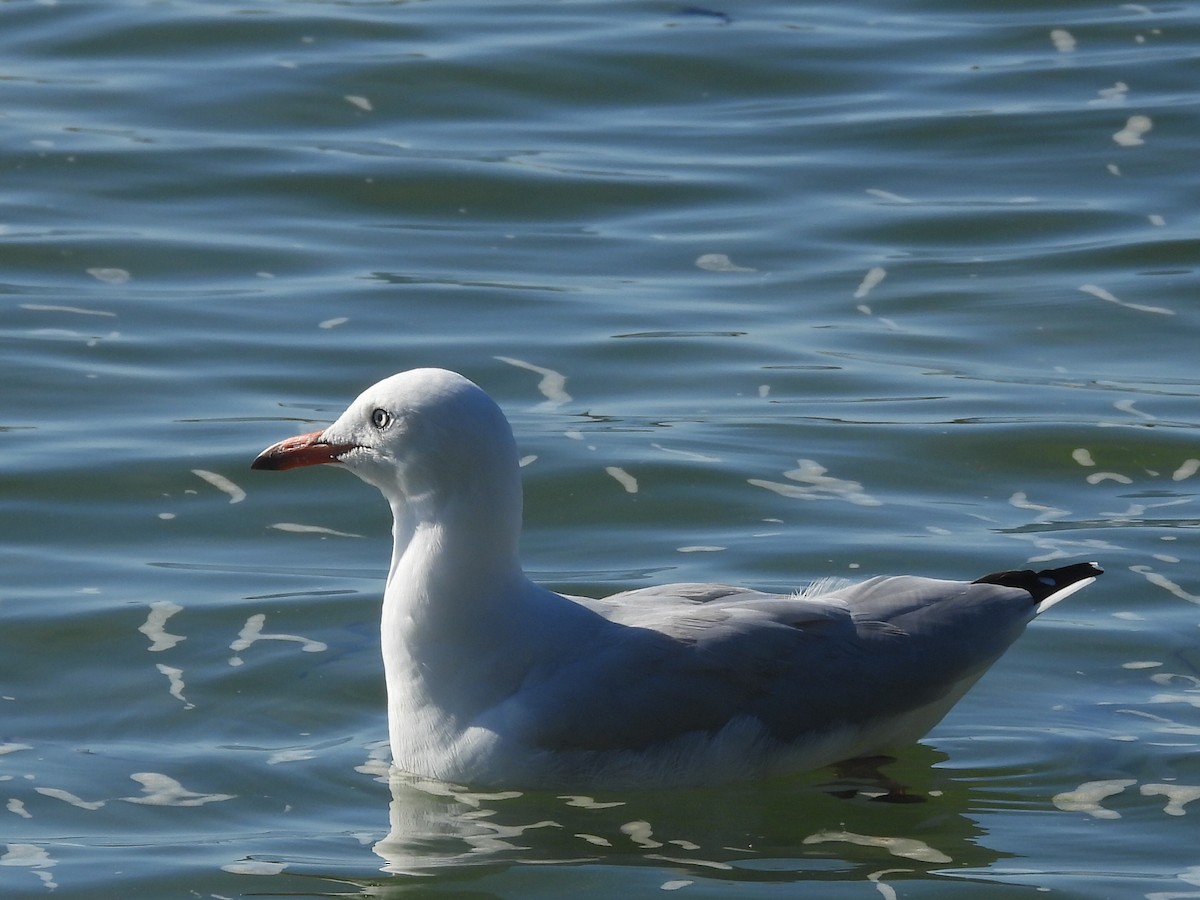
[384,492,525,628]
[379,480,535,737]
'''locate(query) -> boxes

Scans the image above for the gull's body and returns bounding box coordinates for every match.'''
[252,368,1100,789]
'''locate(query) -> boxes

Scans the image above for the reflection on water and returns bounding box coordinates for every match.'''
[365,753,996,889]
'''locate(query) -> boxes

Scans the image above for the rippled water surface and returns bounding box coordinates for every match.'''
[3,0,1199,897]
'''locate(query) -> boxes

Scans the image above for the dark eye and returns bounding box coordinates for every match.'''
[371,408,392,429]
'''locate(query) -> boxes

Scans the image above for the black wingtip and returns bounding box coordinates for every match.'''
[973,561,1103,603]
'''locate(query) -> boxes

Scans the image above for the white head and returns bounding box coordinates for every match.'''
[253,368,523,536]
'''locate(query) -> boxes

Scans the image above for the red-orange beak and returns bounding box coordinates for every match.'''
[251,429,358,471]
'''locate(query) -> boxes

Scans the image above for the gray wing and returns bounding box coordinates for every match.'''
[519,576,1041,752]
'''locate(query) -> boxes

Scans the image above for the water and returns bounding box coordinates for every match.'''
[2,0,1198,896]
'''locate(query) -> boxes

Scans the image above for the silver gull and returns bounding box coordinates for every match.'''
[252,368,1101,789]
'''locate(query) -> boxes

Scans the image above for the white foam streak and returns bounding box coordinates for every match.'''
[1130,565,1200,604]
[695,253,755,272]
[605,466,639,494]
[156,663,194,709]
[223,860,289,875]
[1,843,57,890]
[270,522,363,537]
[138,600,186,652]
[1009,491,1068,523]
[1052,779,1136,818]
[1049,28,1076,51]
[192,469,247,503]
[1086,472,1133,485]
[558,795,626,809]
[651,443,721,463]
[228,613,328,666]
[20,303,116,317]
[121,773,234,806]
[1112,114,1153,146]
[750,459,881,507]
[267,748,315,765]
[853,266,887,299]
[1090,82,1128,105]
[496,357,572,410]
[1172,459,1200,482]
[6,799,31,819]
[1140,783,1200,817]
[86,267,131,284]
[34,788,106,810]
[803,829,951,863]
[1080,283,1172,315]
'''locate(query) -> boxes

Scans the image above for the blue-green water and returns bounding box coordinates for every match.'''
[3,1,1198,897]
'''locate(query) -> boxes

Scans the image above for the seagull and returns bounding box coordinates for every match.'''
[252,368,1101,789]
